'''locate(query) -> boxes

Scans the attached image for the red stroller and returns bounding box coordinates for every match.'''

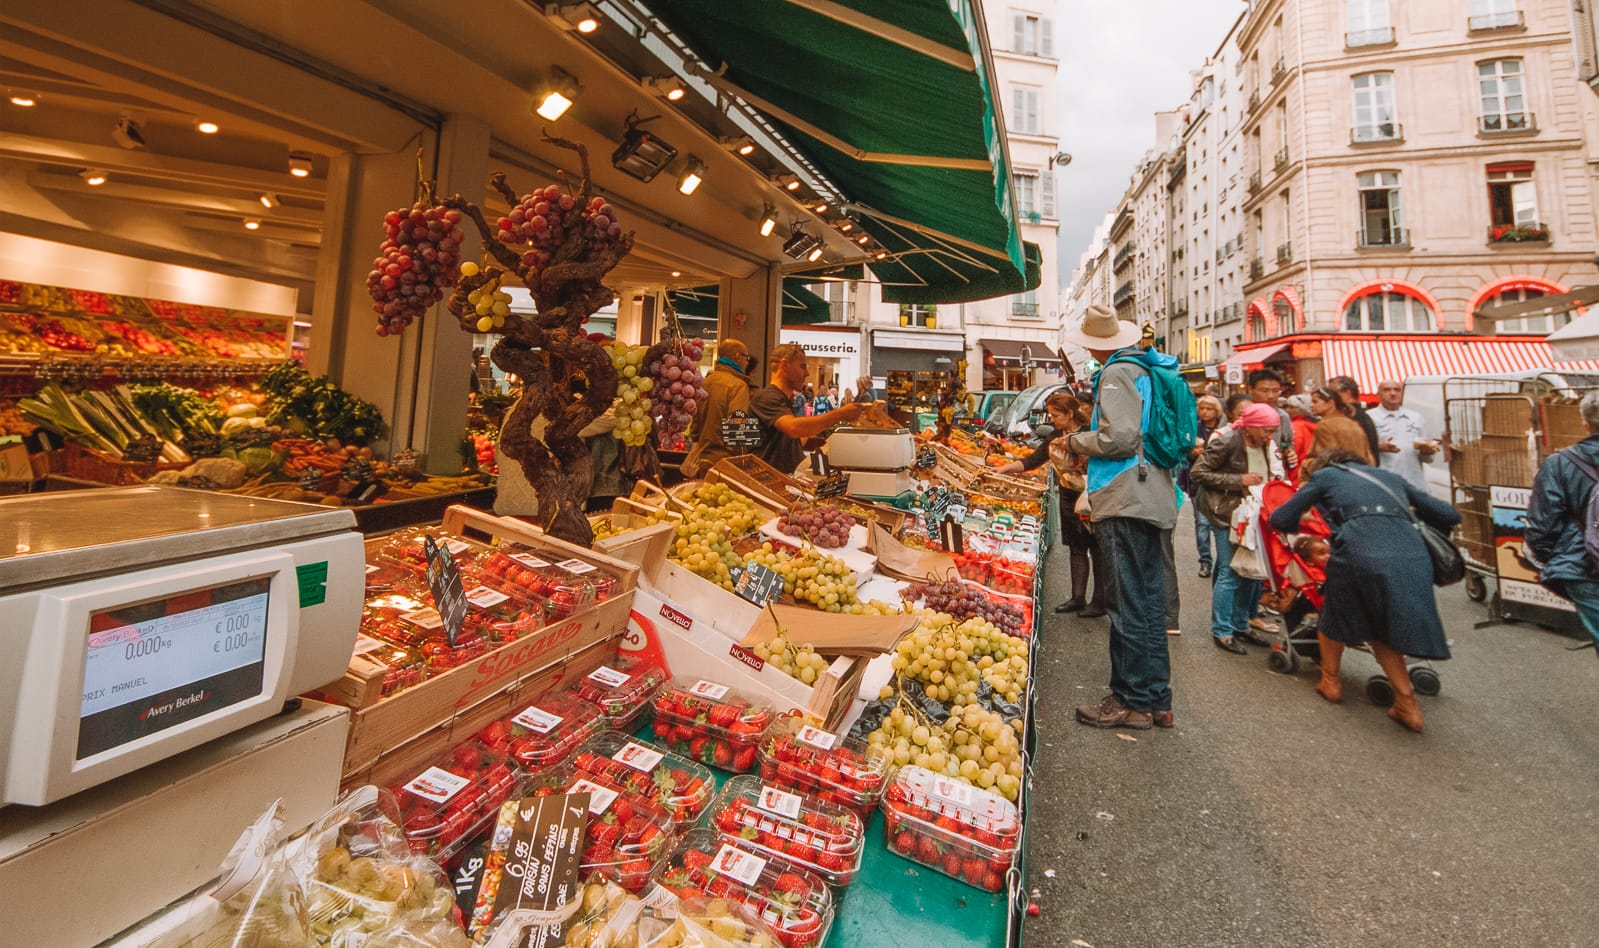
[1257,480,1442,704]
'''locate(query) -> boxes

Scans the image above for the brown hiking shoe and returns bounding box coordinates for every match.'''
[1076,694,1153,730]
[1152,709,1174,728]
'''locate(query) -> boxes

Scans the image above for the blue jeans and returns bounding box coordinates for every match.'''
[1557,579,1599,657]
[1208,521,1262,641]
[1193,500,1213,568]
[1097,518,1173,712]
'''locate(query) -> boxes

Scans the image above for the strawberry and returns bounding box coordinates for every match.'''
[589,815,621,846]
[714,741,733,767]
[943,853,964,878]
[818,851,848,874]
[715,806,742,834]
[963,857,988,885]
[708,703,739,728]
[772,872,809,901]
[892,831,916,854]
[916,836,940,864]
[618,858,651,889]
[786,840,818,865]
[983,871,1005,892]
[733,746,758,771]
[683,849,713,872]
[652,720,671,738]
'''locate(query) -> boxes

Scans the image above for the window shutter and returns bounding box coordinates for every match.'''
[1042,171,1056,218]
[1011,86,1024,131]
[1012,14,1025,53]
[1026,89,1039,132]
[1041,18,1054,57]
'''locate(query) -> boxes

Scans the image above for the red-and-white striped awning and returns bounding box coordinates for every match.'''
[1320,337,1599,391]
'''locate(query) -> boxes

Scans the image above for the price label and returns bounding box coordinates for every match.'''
[404,765,469,804]
[756,785,803,820]
[351,634,388,657]
[796,725,838,750]
[689,680,729,700]
[613,741,665,773]
[510,553,552,569]
[587,665,631,688]
[814,472,849,500]
[730,561,785,606]
[720,410,763,450]
[914,445,938,470]
[569,778,618,815]
[364,563,379,575]
[465,586,509,609]
[423,536,468,647]
[557,557,597,575]
[711,844,768,887]
[402,608,446,631]
[512,704,564,734]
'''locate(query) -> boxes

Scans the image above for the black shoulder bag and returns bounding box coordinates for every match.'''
[1335,464,1464,587]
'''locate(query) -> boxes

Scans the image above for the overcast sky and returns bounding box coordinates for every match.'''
[1054,0,1246,282]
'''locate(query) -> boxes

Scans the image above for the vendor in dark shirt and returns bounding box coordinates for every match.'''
[750,343,867,473]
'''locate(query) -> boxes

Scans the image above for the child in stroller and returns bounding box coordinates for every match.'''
[1258,480,1443,704]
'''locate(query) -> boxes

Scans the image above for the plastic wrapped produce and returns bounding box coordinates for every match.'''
[573,732,715,829]
[706,776,865,887]
[474,689,608,776]
[756,715,892,819]
[880,765,1019,891]
[391,742,522,864]
[650,829,831,948]
[569,656,666,730]
[649,679,775,773]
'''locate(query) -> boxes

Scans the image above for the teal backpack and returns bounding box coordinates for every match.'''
[1103,351,1197,470]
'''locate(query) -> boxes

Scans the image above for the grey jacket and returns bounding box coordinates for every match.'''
[1064,357,1178,529]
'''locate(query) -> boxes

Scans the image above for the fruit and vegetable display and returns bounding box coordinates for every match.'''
[649,680,775,773]
[881,765,1020,892]
[902,575,1029,638]
[651,830,833,948]
[576,732,715,829]
[757,716,891,818]
[746,629,832,686]
[773,501,857,549]
[646,337,707,452]
[707,776,866,887]
[474,548,619,618]
[260,362,385,446]
[950,551,1035,597]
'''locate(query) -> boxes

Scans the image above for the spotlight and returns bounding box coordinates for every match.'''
[813,201,828,213]
[807,246,824,263]
[782,227,821,260]
[8,92,37,108]
[195,119,220,134]
[547,2,601,32]
[671,270,682,278]
[874,249,889,261]
[535,69,580,121]
[720,135,757,157]
[243,218,261,230]
[288,153,313,177]
[775,173,801,192]
[759,204,777,238]
[838,220,854,233]
[80,169,108,186]
[855,234,871,245]
[258,193,278,209]
[611,111,678,183]
[643,76,687,102]
[112,114,146,149]
[677,156,705,196]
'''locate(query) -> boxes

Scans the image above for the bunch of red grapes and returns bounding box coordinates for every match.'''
[905,576,1026,638]
[648,338,707,450]
[777,502,858,548]
[368,203,464,336]
[496,186,623,275]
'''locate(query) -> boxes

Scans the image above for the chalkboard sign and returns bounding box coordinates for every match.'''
[940,514,966,554]
[423,536,469,647]
[729,561,786,606]
[815,471,850,499]
[721,410,763,450]
[914,445,937,470]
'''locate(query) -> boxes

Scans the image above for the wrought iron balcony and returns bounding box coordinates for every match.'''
[1248,90,1261,113]
[1249,257,1264,280]
[1276,241,1293,264]
[1350,123,1403,145]
[1247,171,1262,195]
[1479,112,1536,135]
[1113,281,1135,306]
[1345,26,1396,48]
[1274,147,1290,171]
[1113,243,1136,271]
[1272,58,1286,83]
[1357,226,1409,249]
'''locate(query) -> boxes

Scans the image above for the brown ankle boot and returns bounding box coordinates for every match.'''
[1370,643,1423,733]
[1315,633,1344,703]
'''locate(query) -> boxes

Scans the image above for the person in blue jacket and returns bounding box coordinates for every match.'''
[1268,447,1459,732]
[1526,391,1599,658]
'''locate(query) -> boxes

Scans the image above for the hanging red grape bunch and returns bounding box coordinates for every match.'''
[646,336,708,451]
[367,166,465,336]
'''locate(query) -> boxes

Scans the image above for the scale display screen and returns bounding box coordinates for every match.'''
[77,576,271,760]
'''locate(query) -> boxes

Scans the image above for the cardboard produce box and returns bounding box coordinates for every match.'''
[1481,394,1534,437]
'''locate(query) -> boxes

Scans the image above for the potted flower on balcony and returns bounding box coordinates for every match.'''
[1490,223,1549,242]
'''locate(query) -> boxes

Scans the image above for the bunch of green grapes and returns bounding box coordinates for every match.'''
[866,700,1024,802]
[751,629,833,684]
[890,611,1029,706]
[669,510,743,590]
[607,341,655,446]
[460,262,513,333]
[682,482,764,535]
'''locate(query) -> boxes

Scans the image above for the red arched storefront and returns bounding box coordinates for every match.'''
[1466,275,1570,332]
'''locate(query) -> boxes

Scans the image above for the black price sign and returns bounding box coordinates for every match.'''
[423,536,469,647]
[720,410,763,450]
[940,514,966,554]
[729,561,786,606]
[815,472,850,499]
[914,445,938,470]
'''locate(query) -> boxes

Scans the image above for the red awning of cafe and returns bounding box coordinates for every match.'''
[1273,334,1599,392]
[1219,341,1292,369]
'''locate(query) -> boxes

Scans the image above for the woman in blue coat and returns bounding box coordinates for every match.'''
[1267,447,1460,732]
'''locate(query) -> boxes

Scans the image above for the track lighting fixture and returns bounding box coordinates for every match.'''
[807,246,824,263]
[775,173,801,192]
[536,69,581,121]
[80,169,108,186]
[195,120,220,134]
[759,204,778,238]
[643,76,687,102]
[288,153,313,177]
[243,218,261,230]
[258,193,279,209]
[677,156,705,195]
[855,234,871,245]
[720,135,756,157]
[783,227,821,260]
[611,111,678,183]
[8,92,37,108]
[546,2,601,32]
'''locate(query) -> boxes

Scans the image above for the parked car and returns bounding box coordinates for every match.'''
[984,382,1070,442]
[964,390,1018,430]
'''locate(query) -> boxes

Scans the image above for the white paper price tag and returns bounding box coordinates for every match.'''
[587,665,630,688]
[401,608,445,631]
[613,741,665,773]
[512,704,564,734]
[795,725,838,750]
[465,585,510,609]
[364,563,379,575]
[444,538,471,556]
[711,844,768,887]
[404,766,469,804]
[690,680,729,700]
[757,785,803,820]
[510,553,552,569]
[351,634,387,657]
[557,557,597,575]
[569,778,618,815]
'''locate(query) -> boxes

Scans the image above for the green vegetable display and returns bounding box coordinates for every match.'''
[260,363,386,447]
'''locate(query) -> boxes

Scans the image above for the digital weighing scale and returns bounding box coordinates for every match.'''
[824,427,918,497]
[0,486,364,806]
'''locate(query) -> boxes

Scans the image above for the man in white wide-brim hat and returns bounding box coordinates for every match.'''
[1060,305,1180,730]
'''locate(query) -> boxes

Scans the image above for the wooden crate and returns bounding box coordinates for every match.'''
[706,455,811,509]
[1482,394,1534,437]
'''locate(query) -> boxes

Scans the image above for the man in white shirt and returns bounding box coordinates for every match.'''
[1371,379,1437,491]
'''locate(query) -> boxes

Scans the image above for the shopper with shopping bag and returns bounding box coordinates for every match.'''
[1189,402,1286,655]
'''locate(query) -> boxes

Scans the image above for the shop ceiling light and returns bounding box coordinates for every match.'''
[855,233,871,245]
[79,169,108,186]
[644,76,687,102]
[547,2,601,33]
[874,249,889,261]
[8,92,37,108]
[838,220,854,233]
[807,246,825,263]
[813,200,828,213]
[720,135,756,157]
[258,193,278,209]
[611,111,678,184]
[775,173,801,192]
[783,226,821,260]
[288,153,313,177]
[759,204,778,237]
[677,156,705,195]
[195,119,220,134]
[535,69,581,121]
[243,218,261,230]
[670,270,682,277]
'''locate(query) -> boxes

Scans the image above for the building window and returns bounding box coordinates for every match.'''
[1013,172,1038,216]
[1487,164,1539,235]
[1357,171,1404,246]
[1478,60,1529,132]
[1009,85,1040,134]
[899,303,937,328]
[1470,0,1521,31]
[1346,0,1393,46]
[1344,290,1436,331]
[1012,12,1054,57]
[1012,288,1040,317]
[1487,287,1571,334]
[1352,72,1398,142]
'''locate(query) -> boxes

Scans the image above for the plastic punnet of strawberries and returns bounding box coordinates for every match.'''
[651,828,833,948]
[650,679,775,773]
[572,731,715,829]
[756,714,892,819]
[524,763,674,891]
[392,740,521,864]
[881,764,1020,893]
[569,655,666,730]
[708,775,865,887]
[473,688,607,775]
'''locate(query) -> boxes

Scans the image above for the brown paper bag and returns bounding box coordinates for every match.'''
[865,521,959,584]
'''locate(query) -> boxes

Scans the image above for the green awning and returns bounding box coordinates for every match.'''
[645,0,1036,302]
[668,279,833,324]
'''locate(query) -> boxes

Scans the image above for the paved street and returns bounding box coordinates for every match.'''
[1022,514,1599,948]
